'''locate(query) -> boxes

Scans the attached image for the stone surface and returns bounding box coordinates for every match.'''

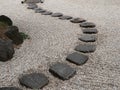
[5,26,24,45]
[0,15,13,26]
[75,44,96,53]
[51,13,63,17]
[27,4,38,9]
[70,18,86,23]
[66,52,88,65]
[41,11,53,15]
[82,28,98,34]
[80,22,96,28]
[59,15,72,20]
[0,39,14,62]
[79,34,97,42]
[0,87,22,90]
[34,8,43,13]
[49,62,76,80]
[35,9,46,13]
[19,73,49,89]
[25,0,40,3]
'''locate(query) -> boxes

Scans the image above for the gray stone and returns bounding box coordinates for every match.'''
[0,87,22,90]
[66,52,88,65]
[82,28,98,34]
[80,22,96,28]
[75,44,96,53]
[79,34,97,42]
[41,11,53,15]
[27,4,38,9]
[19,73,49,89]
[51,13,63,17]
[70,18,86,23]
[59,16,72,20]
[25,0,40,3]
[49,62,76,80]
[35,9,46,13]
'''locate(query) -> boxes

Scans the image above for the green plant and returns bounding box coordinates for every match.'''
[19,32,30,40]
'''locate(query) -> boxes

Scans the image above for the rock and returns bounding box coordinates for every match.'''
[59,15,72,20]
[41,11,53,15]
[80,22,96,28]
[5,26,23,45]
[51,13,63,17]
[79,34,97,42]
[66,52,88,65]
[25,0,40,3]
[75,44,96,53]
[70,18,86,23]
[0,39,14,62]
[19,73,49,89]
[0,87,22,90]
[49,62,76,80]
[0,15,13,26]
[27,4,38,9]
[82,28,98,34]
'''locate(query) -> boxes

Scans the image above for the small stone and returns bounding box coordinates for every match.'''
[59,16,72,20]
[80,22,96,28]
[70,18,86,23]
[35,9,46,13]
[66,52,88,65]
[19,73,49,89]
[82,28,98,34]
[51,13,63,17]
[75,44,96,53]
[49,62,76,80]
[79,34,97,42]
[25,0,40,3]
[27,4,38,9]
[41,11,53,15]
[0,87,22,90]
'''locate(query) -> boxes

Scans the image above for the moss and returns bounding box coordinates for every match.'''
[19,32,30,40]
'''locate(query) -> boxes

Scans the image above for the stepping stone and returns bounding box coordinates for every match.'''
[25,0,40,3]
[35,9,46,13]
[70,18,86,23]
[80,22,96,28]
[49,62,76,80]
[75,44,96,53]
[51,13,63,17]
[0,87,22,90]
[66,52,88,65]
[59,15,72,20]
[34,8,43,13]
[19,73,49,89]
[27,4,38,9]
[79,34,97,42]
[41,11,53,15]
[82,28,98,34]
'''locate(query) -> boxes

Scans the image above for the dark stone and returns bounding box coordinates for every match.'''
[38,10,46,13]
[80,22,96,28]
[0,87,22,90]
[79,34,97,42]
[0,15,13,26]
[5,26,23,45]
[75,44,96,53]
[82,28,98,34]
[70,18,86,23]
[66,52,88,65]
[19,73,49,89]
[59,16,72,20]
[0,39,14,62]
[49,62,76,80]
[35,9,46,13]
[27,4,38,9]
[41,11,53,15]
[51,13,63,17]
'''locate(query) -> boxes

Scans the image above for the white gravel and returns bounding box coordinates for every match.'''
[0,0,120,90]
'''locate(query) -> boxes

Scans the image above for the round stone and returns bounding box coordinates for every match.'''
[75,44,96,53]
[41,11,53,15]
[0,87,22,90]
[82,28,98,34]
[70,18,86,23]
[59,16,72,20]
[80,22,96,28]
[51,13,63,17]
[19,73,49,89]
[79,34,97,42]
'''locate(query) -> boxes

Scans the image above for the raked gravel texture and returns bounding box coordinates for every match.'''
[0,0,120,90]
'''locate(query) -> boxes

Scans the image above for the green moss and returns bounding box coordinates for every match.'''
[0,22,8,28]
[19,32,30,40]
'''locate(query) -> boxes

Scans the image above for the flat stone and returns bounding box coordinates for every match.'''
[59,16,72,20]
[49,62,76,80]
[79,34,97,42]
[0,87,22,90]
[35,9,46,13]
[80,22,96,28]
[66,52,88,65]
[19,73,49,89]
[70,18,86,23]
[27,4,38,9]
[25,0,40,3]
[51,13,63,17]
[75,44,96,53]
[82,28,98,34]
[41,11,53,15]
